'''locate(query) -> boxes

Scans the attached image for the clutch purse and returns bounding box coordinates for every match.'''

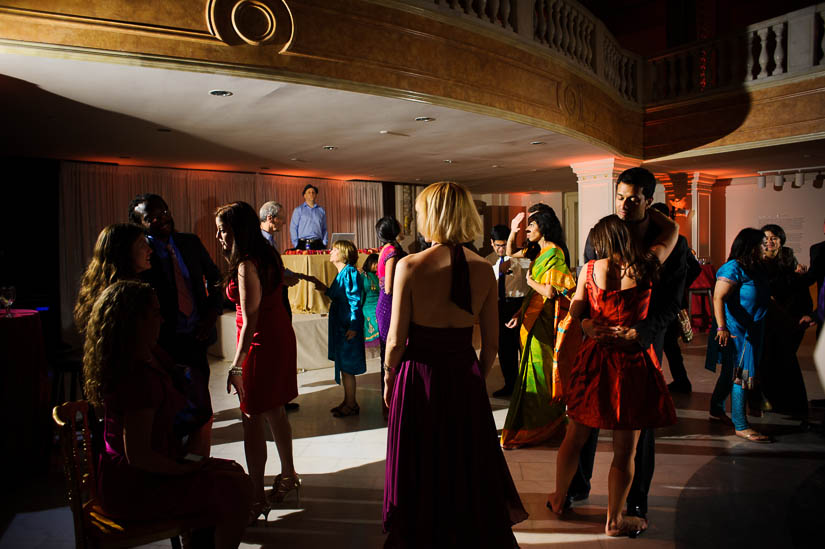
[677,309,694,343]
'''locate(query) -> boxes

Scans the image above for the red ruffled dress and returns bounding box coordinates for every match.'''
[566,261,676,430]
[227,278,298,414]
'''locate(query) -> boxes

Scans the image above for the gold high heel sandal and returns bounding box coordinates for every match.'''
[271,472,302,505]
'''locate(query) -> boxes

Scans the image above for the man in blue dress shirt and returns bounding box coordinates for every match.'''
[290,184,328,250]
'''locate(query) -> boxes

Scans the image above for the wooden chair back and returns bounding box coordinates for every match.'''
[53,400,97,548]
[53,400,188,549]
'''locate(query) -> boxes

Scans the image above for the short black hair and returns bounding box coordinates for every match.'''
[128,193,166,224]
[302,184,319,196]
[617,167,657,200]
[490,224,510,241]
[650,202,672,218]
[528,203,552,214]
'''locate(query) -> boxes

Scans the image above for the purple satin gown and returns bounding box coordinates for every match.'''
[383,245,527,548]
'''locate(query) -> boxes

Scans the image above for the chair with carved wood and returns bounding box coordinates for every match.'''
[53,400,197,549]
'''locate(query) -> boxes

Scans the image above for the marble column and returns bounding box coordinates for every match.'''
[570,157,641,264]
[690,172,716,260]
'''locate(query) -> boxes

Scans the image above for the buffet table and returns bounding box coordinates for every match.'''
[283,251,374,314]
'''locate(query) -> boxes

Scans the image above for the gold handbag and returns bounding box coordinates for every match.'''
[677,309,694,343]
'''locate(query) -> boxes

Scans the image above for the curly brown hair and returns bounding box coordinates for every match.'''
[590,214,661,284]
[74,224,147,334]
[83,280,156,406]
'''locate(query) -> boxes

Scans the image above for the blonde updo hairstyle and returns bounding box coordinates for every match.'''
[415,181,482,244]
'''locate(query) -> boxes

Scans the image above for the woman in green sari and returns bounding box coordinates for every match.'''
[501,210,576,449]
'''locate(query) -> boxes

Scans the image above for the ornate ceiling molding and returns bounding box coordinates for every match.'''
[206,0,293,48]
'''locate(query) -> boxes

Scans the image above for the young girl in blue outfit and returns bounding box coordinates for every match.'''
[311,239,366,417]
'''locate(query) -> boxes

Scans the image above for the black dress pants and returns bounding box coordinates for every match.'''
[663,320,689,385]
[498,297,523,390]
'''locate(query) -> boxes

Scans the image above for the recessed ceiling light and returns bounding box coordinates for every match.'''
[443,159,453,163]
[491,165,500,168]
[290,158,299,161]
[157,128,172,133]
[209,90,233,97]
[415,178,421,181]
[379,130,389,134]
[415,116,436,122]
[530,141,546,145]
[322,145,336,151]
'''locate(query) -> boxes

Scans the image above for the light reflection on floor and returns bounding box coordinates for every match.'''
[2,332,824,548]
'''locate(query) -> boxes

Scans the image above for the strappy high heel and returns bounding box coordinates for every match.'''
[248,500,271,526]
[271,472,302,505]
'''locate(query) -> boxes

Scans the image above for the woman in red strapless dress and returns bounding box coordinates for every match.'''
[216,202,300,524]
[547,212,678,537]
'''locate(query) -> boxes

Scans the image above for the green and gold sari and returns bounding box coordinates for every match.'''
[500,243,576,449]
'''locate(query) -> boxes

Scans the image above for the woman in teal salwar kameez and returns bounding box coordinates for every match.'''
[501,211,576,449]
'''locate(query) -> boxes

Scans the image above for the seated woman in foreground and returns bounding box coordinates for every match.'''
[84,280,252,549]
[548,212,678,537]
[383,181,527,548]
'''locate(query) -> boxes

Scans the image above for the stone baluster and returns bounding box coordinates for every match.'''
[745,31,756,80]
[559,2,570,56]
[501,0,511,30]
[569,10,580,61]
[549,0,559,49]
[756,27,769,79]
[681,51,691,95]
[536,0,547,44]
[476,0,487,20]
[667,53,677,97]
[819,11,825,65]
[486,0,497,23]
[448,0,459,11]
[575,11,585,63]
[772,22,785,75]
[584,22,593,68]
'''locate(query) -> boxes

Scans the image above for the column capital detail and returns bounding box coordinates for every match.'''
[691,172,717,193]
[570,157,641,180]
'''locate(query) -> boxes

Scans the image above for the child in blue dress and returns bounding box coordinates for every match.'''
[311,240,366,417]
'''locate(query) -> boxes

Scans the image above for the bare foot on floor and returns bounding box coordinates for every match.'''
[545,492,567,515]
[606,515,648,537]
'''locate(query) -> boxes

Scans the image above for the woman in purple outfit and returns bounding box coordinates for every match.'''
[375,216,406,417]
[383,181,527,548]
[83,280,252,548]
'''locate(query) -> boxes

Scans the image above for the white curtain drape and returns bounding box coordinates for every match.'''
[59,161,382,335]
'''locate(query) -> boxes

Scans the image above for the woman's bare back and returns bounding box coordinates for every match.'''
[402,244,495,328]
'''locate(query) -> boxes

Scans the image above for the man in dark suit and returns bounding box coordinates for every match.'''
[129,193,222,449]
[486,224,528,397]
[568,168,689,535]
[809,218,825,335]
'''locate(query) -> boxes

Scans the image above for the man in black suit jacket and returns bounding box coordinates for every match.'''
[809,219,825,335]
[568,168,688,534]
[129,193,223,442]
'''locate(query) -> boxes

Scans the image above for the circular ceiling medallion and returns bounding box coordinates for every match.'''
[206,0,292,48]
[231,0,276,45]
